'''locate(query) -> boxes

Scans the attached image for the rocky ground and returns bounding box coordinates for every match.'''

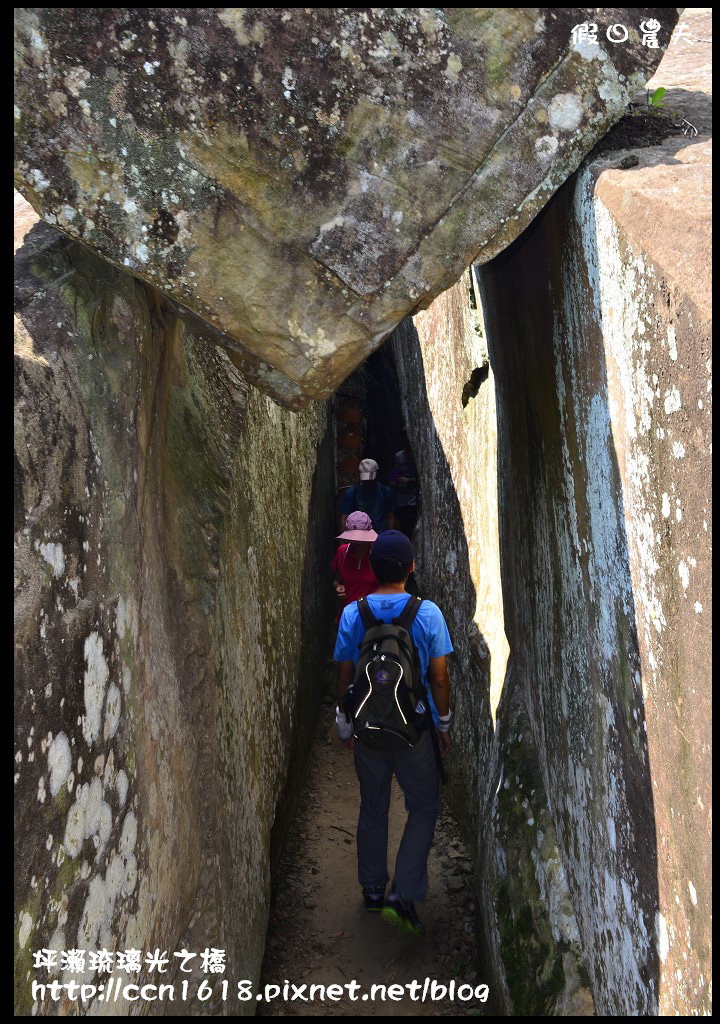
[258,685,489,1017]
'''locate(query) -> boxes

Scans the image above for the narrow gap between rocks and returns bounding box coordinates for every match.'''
[257,342,488,1017]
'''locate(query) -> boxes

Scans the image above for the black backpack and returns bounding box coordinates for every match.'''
[343,595,430,750]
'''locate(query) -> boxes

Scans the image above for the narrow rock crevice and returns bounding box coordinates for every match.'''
[13,9,710,1017]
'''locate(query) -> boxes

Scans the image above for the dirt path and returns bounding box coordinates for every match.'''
[258,689,489,1017]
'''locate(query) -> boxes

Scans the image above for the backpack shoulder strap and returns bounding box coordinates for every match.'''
[357,596,381,632]
[393,595,423,632]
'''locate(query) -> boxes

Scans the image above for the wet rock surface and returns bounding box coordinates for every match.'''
[15,8,678,406]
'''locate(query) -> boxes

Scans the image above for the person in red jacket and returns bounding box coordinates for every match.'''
[331,511,379,623]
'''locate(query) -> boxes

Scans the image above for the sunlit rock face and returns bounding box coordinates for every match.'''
[476,111,711,1018]
[14,8,678,407]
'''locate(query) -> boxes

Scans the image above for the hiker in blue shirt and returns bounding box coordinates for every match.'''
[334,530,453,936]
[338,458,398,534]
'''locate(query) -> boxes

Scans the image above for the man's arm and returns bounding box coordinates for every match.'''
[336,660,355,749]
[331,552,345,597]
[428,655,452,755]
[336,660,355,707]
[428,655,450,716]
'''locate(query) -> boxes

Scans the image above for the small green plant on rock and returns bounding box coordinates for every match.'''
[647,86,667,109]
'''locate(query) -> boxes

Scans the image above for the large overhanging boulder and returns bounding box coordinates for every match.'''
[14,8,679,408]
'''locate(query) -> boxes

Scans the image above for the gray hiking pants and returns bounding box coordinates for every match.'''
[353,728,441,903]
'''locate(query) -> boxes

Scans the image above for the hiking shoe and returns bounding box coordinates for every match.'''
[362,885,385,911]
[381,891,425,936]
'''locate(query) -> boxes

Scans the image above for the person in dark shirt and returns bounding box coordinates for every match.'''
[387,449,419,538]
[338,458,398,534]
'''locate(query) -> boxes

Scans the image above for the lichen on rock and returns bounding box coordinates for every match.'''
[14,8,679,406]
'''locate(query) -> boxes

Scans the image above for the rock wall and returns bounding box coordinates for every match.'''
[14,8,678,406]
[390,277,590,1015]
[14,204,334,1014]
[390,271,507,802]
[477,125,710,1014]
[389,28,711,1013]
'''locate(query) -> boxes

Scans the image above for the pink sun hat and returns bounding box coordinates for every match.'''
[337,510,378,542]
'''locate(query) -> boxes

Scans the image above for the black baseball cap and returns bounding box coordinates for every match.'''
[370,530,414,570]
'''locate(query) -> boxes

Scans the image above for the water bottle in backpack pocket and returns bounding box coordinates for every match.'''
[343,595,430,750]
